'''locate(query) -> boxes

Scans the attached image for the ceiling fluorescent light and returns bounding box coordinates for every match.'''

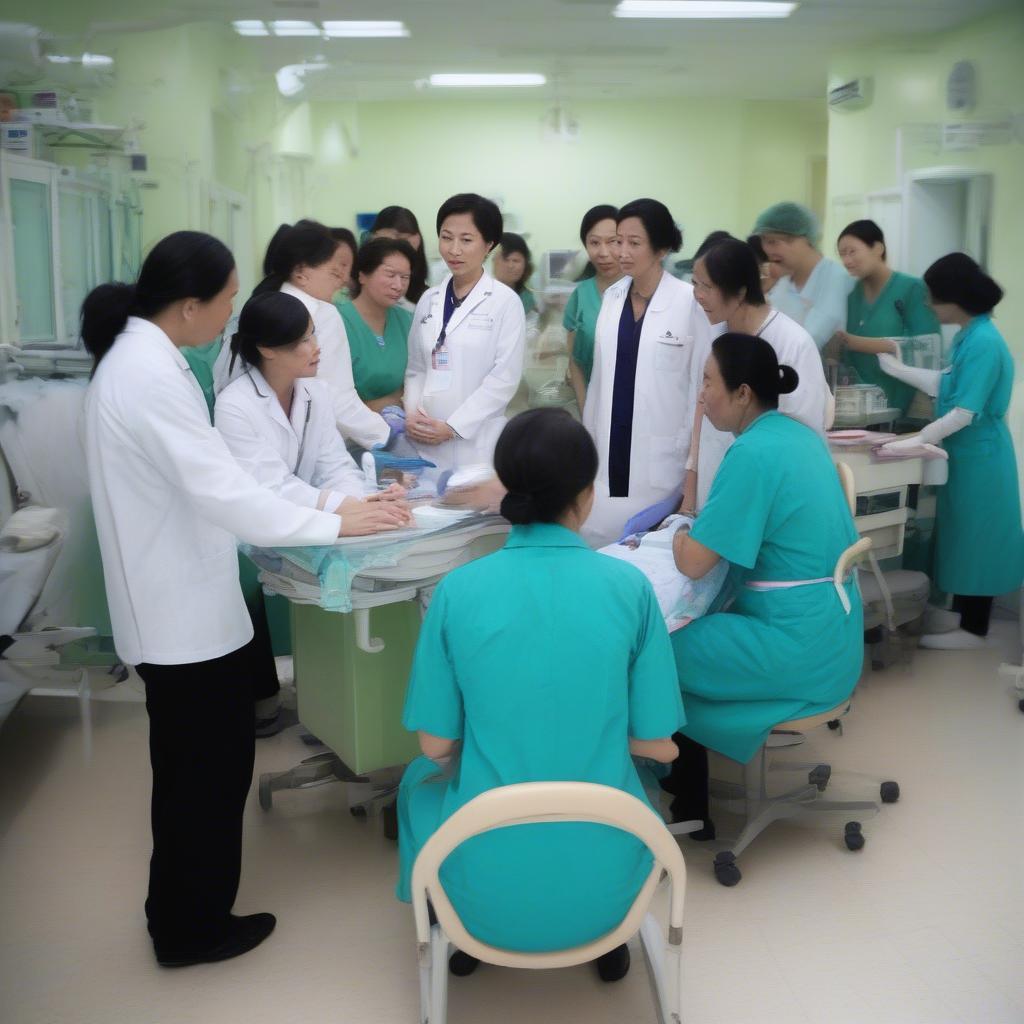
[322,21,409,38]
[270,20,321,36]
[82,53,114,67]
[429,73,546,88]
[233,20,270,36]
[614,1,797,18]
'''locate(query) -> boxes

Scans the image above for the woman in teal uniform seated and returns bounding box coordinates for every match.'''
[876,254,1023,649]
[663,334,863,841]
[396,407,684,980]
[563,205,621,412]
[492,232,537,314]
[339,237,416,412]
[834,220,941,415]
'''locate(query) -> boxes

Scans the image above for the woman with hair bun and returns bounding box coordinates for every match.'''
[661,334,863,848]
[876,253,1023,649]
[396,407,684,981]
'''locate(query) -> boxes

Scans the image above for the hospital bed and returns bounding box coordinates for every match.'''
[249,513,510,830]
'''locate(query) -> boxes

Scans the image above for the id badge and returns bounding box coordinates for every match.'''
[430,343,453,390]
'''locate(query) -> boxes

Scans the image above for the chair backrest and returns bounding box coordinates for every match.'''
[410,781,687,970]
[835,460,857,518]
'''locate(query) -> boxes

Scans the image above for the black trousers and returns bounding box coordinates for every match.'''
[952,594,994,637]
[247,588,280,704]
[136,639,259,949]
[661,732,710,824]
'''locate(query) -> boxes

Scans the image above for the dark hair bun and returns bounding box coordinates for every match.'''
[499,491,536,525]
[778,365,799,395]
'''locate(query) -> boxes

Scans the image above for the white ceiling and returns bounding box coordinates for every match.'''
[20,0,1016,102]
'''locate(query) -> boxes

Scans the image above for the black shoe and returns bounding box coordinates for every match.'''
[448,950,481,976]
[595,943,630,983]
[155,913,276,968]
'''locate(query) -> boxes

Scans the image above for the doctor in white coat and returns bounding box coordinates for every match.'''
[683,238,832,513]
[215,291,409,523]
[404,193,526,474]
[216,220,390,450]
[81,233,406,970]
[582,199,710,547]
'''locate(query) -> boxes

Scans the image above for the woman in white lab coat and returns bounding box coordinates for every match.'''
[215,291,408,520]
[683,237,832,513]
[582,198,710,548]
[404,193,526,474]
[253,220,391,450]
[81,232,405,969]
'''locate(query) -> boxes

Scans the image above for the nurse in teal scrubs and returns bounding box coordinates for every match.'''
[834,220,941,415]
[663,333,863,835]
[397,408,683,980]
[877,254,1023,650]
[563,205,622,412]
[338,237,415,411]
[492,232,537,315]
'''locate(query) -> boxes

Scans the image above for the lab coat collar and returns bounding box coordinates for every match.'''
[504,522,589,550]
[280,281,319,317]
[125,316,190,373]
[244,365,310,437]
[648,271,677,314]
[439,271,494,332]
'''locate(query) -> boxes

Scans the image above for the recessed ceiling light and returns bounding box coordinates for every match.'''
[613,1,797,18]
[322,21,409,38]
[82,53,114,66]
[429,73,546,88]
[270,20,321,36]
[232,20,270,36]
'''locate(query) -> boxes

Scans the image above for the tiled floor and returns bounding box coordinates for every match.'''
[1,622,1022,1024]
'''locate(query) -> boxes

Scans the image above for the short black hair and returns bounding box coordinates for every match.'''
[229,291,311,372]
[255,219,337,296]
[350,237,417,299]
[617,198,683,254]
[712,332,798,410]
[579,204,619,246]
[838,219,887,261]
[746,234,768,264]
[435,193,503,248]
[497,232,533,293]
[494,409,598,525]
[693,230,735,261]
[924,252,1003,315]
[700,238,766,306]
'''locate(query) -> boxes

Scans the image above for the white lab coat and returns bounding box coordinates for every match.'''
[214,367,367,514]
[84,317,340,667]
[582,273,710,547]
[280,283,390,450]
[405,272,526,473]
[688,309,832,512]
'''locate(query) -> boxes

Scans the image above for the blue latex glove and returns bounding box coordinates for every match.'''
[381,405,406,436]
[617,488,683,543]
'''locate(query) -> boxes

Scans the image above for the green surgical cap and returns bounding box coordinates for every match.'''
[752,201,820,244]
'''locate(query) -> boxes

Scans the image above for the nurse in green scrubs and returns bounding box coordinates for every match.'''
[834,220,941,414]
[396,408,683,980]
[339,237,415,412]
[492,232,537,314]
[563,205,622,412]
[663,333,863,837]
[876,254,1023,650]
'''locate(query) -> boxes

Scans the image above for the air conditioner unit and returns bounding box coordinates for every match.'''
[828,77,873,111]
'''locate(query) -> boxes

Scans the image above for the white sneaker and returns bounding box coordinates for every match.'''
[919,629,988,651]
[923,605,961,634]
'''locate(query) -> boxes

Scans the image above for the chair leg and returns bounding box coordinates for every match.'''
[429,925,450,1024]
[76,668,92,764]
[638,913,681,1024]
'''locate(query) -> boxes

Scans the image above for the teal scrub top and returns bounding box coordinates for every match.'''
[520,288,537,315]
[396,523,685,952]
[339,302,413,402]
[182,340,221,421]
[562,277,602,384]
[933,314,1024,596]
[845,272,940,414]
[672,412,863,763]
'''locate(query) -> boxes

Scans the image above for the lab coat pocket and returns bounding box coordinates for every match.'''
[649,435,685,490]
[467,314,493,332]
[654,335,688,372]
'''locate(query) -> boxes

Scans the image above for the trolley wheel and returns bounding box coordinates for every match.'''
[880,780,900,804]
[827,719,841,731]
[809,764,832,792]
[1018,697,1024,713]
[350,805,368,820]
[713,851,742,887]
[844,821,865,851]
[258,778,273,812]
[382,800,399,841]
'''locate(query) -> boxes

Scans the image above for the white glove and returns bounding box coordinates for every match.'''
[880,434,923,453]
[880,408,973,452]
[877,352,941,398]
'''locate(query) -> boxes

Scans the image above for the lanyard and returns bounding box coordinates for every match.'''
[293,396,312,473]
[434,279,469,353]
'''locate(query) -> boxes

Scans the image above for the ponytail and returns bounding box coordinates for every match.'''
[229,291,311,374]
[80,230,235,375]
[253,219,337,297]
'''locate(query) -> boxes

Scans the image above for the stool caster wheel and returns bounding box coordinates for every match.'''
[827,719,841,731]
[809,764,831,792]
[880,780,900,803]
[382,800,399,841]
[350,805,368,820]
[258,777,273,812]
[844,821,865,851]
[713,851,741,887]
[1018,698,1024,713]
